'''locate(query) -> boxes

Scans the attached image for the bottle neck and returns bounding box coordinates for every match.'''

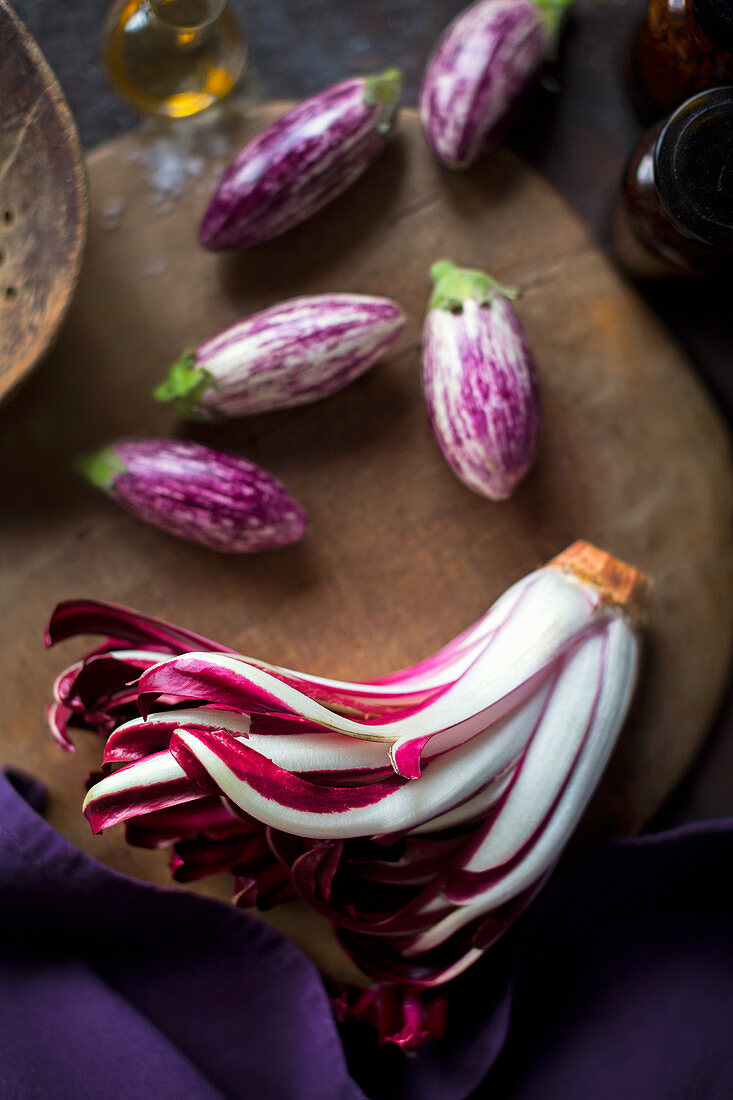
[150,0,225,31]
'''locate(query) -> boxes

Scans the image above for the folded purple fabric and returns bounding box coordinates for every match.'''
[481,816,733,1100]
[0,770,361,1100]
[2,768,732,1100]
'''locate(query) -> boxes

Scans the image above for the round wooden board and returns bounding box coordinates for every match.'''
[0,1,88,404]
[1,104,731,983]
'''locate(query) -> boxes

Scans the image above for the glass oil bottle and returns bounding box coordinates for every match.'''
[103,0,247,119]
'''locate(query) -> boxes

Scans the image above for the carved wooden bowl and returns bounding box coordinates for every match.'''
[0,1,88,404]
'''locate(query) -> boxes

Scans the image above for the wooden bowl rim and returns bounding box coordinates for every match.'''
[0,0,89,403]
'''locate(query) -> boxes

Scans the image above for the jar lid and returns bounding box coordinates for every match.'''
[691,0,733,51]
[654,87,733,249]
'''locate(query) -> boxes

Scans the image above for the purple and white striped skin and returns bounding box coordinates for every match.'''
[419,0,572,169]
[75,439,308,553]
[153,294,405,419]
[47,544,644,1033]
[199,69,402,251]
[422,260,540,501]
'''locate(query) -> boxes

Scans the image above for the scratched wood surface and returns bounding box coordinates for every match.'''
[0,105,731,981]
[0,1,87,403]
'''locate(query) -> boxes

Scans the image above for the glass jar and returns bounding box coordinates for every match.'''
[613,86,733,278]
[630,0,733,120]
[103,0,247,119]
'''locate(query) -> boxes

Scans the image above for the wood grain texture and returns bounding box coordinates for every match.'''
[0,104,731,981]
[0,0,88,403]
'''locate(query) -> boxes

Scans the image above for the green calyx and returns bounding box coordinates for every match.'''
[73,446,126,491]
[428,260,521,313]
[152,351,214,419]
[533,0,574,55]
[363,68,403,135]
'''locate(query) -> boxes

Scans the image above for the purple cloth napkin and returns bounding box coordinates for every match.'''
[2,768,733,1100]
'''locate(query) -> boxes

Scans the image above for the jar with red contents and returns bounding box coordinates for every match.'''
[631,0,733,120]
[613,86,733,278]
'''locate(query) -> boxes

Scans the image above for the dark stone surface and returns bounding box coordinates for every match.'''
[11,0,733,824]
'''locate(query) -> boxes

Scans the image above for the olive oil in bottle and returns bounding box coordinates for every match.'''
[103,0,247,119]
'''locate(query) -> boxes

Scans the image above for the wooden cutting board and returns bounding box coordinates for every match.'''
[1,104,731,982]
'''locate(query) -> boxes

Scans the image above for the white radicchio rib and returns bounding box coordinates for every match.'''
[46,541,646,1045]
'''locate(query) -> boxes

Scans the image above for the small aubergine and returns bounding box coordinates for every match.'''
[422,260,540,501]
[75,439,308,553]
[200,69,402,251]
[420,0,573,169]
[153,294,405,419]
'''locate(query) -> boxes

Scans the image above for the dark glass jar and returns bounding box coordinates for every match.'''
[631,0,733,120]
[613,87,733,278]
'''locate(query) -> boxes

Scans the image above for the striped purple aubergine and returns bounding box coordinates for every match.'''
[75,439,308,553]
[419,0,573,169]
[199,69,402,251]
[153,294,405,419]
[422,260,539,500]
